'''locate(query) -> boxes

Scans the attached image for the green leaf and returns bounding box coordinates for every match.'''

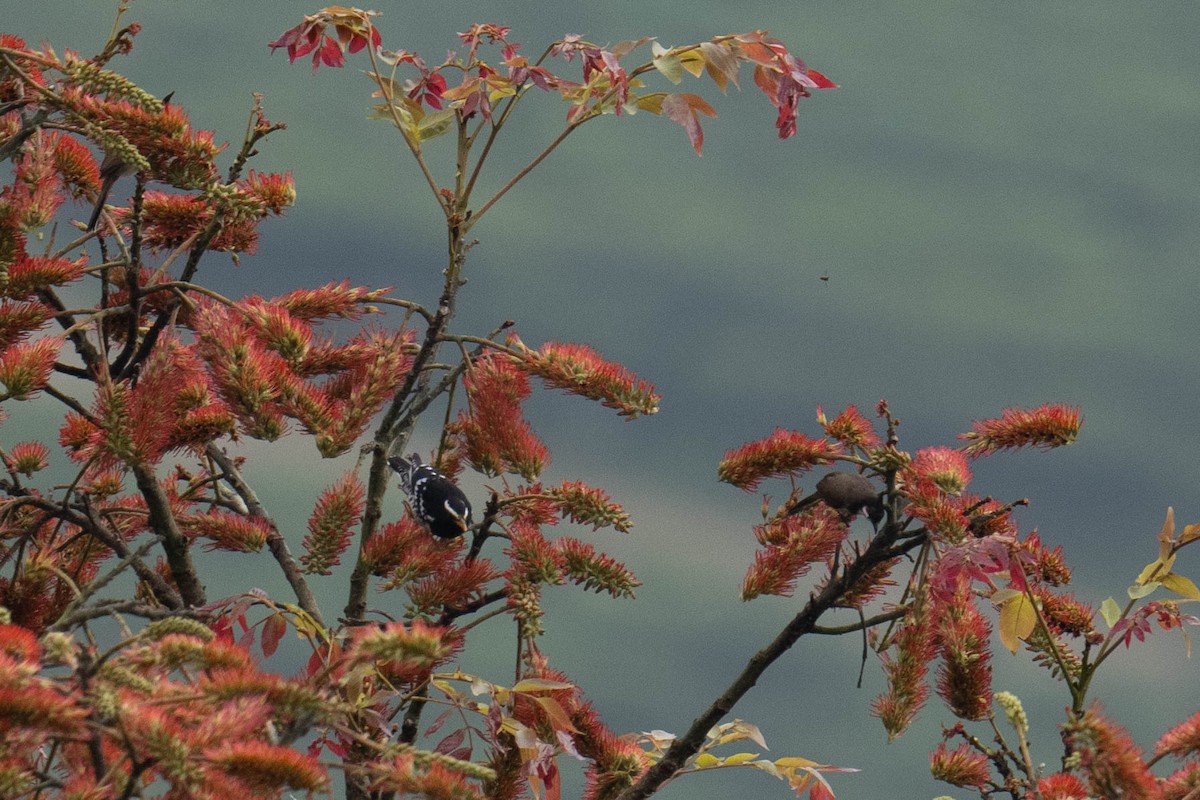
[417,108,455,141]
[1128,581,1160,599]
[652,43,683,85]
[1100,597,1121,628]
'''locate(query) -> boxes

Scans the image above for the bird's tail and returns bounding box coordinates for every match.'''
[386,453,422,493]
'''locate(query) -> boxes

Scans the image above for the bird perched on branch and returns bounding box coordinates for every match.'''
[388,454,473,539]
[786,471,884,530]
[86,148,139,231]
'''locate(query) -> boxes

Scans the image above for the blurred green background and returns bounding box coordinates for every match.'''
[7,1,1200,797]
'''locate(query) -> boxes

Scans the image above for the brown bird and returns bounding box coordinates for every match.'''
[786,471,884,530]
[86,149,138,231]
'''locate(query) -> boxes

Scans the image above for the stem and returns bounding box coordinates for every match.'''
[616,527,924,800]
[344,225,468,624]
[206,445,324,627]
[466,119,589,230]
[131,462,205,607]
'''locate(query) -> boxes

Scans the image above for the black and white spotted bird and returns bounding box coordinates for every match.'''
[388,454,473,539]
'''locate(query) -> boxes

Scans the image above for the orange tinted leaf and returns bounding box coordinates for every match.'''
[532,695,579,734]
[700,41,740,92]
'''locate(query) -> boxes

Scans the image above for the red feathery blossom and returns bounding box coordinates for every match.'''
[718,428,841,491]
[1014,531,1072,585]
[873,590,935,740]
[929,741,990,788]
[511,338,660,419]
[347,621,461,684]
[7,130,64,228]
[1066,706,1158,800]
[64,90,221,189]
[365,517,457,582]
[0,623,40,664]
[406,558,498,616]
[206,740,328,793]
[960,403,1082,457]
[50,131,100,197]
[0,300,53,350]
[1037,773,1089,800]
[0,36,45,102]
[546,480,632,532]
[932,577,992,721]
[239,169,296,214]
[818,404,880,451]
[0,336,60,400]
[903,478,971,543]
[1156,710,1200,760]
[368,753,485,800]
[4,254,88,298]
[7,440,48,475]
[301,472,364,575]
[909,446,972,495]
[742,506,846,600]
[555,537,639,598]
[1160,763,1200,800]
[1033,586,1095,638]
[456,354,548,480]
[272,280,381,321]
[503,483,561,527]
[179,511,271,553]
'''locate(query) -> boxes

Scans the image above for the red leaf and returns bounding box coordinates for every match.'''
[806,68,838,89]
[424,707,455,737]
[660,93,716,156]
[261,612,287,658]
[435,727,466,755]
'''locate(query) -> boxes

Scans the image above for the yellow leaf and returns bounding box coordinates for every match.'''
[512,678,574,693]
[634,92,666,115]
[1162,572,1200,601]
[694,753,720,768]
[998,593,1037,654]
[774,756,820,769]
[1181,523,1200,545]
[679,49,706,77]
[724,752,760,766]
[1136,555,1175,585]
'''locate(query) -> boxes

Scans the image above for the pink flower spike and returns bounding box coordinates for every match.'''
[960,403,1082,457]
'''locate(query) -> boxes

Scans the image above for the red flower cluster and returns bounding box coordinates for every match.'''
[960,403,1082,457]
[718,428,841,491]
